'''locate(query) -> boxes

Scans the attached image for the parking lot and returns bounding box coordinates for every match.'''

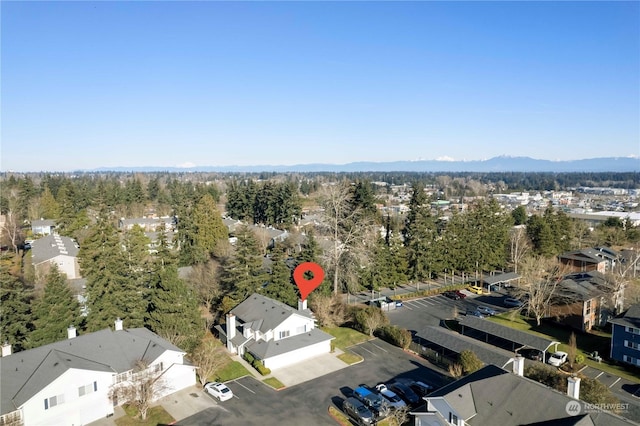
[176,339,451,426]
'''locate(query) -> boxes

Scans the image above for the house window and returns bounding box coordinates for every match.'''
[585,300,592,315]
[278,330,290,339]
[626,326,640,335]
[78,381,98,397]
[296,325,306,334]
[625,340,640,351]
[152,363,164,373]
[44,394,65,410]
[623,355,640,366]
[115,371,131,384]
[449,412,458,425]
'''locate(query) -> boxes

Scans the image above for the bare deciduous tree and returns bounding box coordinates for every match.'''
[515,257,570,326]
[387,405,411,425]
[308,294,348,327]
[190,338,228,386]
[509,225,531,274]
[448,363,463,378]
[567,332,577,369]
[319,181,376,295]
[109,360,168,421]
[186,260,223,319]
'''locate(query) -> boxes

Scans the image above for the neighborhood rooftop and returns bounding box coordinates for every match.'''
[459,315,559,353]
[230,293,313,333]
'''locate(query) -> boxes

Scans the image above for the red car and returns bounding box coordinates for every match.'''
[454,290,467,299]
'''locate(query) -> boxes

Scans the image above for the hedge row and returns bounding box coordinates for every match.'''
[375,325,412,349]
[243,352,272,376]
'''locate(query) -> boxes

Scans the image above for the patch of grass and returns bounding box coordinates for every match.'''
[489,313,640,384]
[337,351,363,365]
[263,377,285,389]
[322,326,371,349]
[328,406,351,426]
[213,360,250,382]
[115,405,174,426]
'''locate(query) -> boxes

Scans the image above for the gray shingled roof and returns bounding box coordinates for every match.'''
[418,326,513,367]
[0,327,183,415]
[31,234,79,264]
[483,272,520,286]
[459,316,558,353]
[31,219,56,227]
[423,365,633,426]
[231,293,312,334]
[246,328,333,360]
[610,304,640,328]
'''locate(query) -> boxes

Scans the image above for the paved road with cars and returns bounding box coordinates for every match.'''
[177,339,451,426]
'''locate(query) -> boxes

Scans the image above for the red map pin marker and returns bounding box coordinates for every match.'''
[293,262,325,302]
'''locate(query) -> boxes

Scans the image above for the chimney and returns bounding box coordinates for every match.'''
[567,375,581,399]
[226,314,236,352]
[298,299,308,311]
[115,318,123,331]
[1,342,11,357]
[67,325,77,339]
[513,355,525,377]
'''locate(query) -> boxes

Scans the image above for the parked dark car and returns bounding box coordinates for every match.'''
[443,291,461,300]
[343,397,375,425]
[353,386,390,419]
[518,348,543,362]
[504,298,523,308]
[395,378,433,397]
[389,382,421,406]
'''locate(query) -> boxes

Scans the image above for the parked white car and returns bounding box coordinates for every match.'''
[375,384,407,409]
[547,351,568,367]
[204,382,234,401]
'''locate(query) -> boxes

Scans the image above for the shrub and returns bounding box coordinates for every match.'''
[575,354,585,364]
[353,306,388,336]
[459,350,483,375]
[253,361,271,376]
[375,325,411,349]
[243,352,255,364]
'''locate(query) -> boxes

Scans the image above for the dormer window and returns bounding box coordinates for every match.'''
[278,330,290,339]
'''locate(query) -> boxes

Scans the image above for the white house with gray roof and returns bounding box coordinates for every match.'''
[30,234,80,280]
[0,320,196,426]
[215,293,334,370]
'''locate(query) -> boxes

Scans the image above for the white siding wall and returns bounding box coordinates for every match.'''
[22,369,114,426]
[263,340,331,370]
[51,255,79,280]
[272,315,315,341]
[150,350,196,399]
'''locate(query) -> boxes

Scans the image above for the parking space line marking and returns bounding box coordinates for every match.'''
[595,371,604,379]
[232,380,256,394]
[401,304,413,310]
[358,345,376,355]
[370,342,388,353]
[609,377,621,388]
[416,299,435,306]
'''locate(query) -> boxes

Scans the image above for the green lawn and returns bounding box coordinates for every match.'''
[328,406,351,426]
[212,360,251,382]
[338,351,364,365]
[263,377,285,389]
[322,326,371,349]
[489,313,640,383]
[115,405,174,426]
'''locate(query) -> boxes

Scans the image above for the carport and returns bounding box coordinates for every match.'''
[459,316,560,362]
[482,272,520,292]
[417,326,513,367]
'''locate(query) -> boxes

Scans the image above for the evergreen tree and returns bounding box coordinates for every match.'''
[263,243,298,307]
[80,217,147,331]
[192,194,227,263]
[511,205,527,226]
[39,185,61,219]
[403,183,438,282]
[146,255,203,353]
[28,265,81,348]
[221,225,267,303]
[0,258,32,350]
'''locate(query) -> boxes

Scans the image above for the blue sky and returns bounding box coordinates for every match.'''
[2,1,638,172]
